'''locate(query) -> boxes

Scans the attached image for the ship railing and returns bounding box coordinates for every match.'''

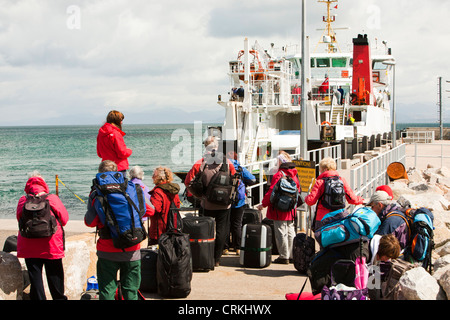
[349,143,406,199]
[242,144,342,205]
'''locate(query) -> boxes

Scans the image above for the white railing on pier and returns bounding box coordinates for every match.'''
[401,130,435,144]
[349,143,406,199]
[407,142,450,169]
[242,144,342,204]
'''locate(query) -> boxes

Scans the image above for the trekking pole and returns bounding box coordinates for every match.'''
[56,175,59,196]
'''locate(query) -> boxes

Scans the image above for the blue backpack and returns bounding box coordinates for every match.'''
[315,207,381,248]
[408,207,434,271]
[92,171,147,249]
[270,171,299,212]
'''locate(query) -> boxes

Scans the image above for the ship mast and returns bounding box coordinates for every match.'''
[314,0,341,53]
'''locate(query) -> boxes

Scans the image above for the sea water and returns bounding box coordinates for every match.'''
[0,123,214,220]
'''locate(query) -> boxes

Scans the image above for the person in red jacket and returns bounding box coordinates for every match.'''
[305,157,364,226]
[257,151,301,264]
[184,136,236,266]
[97,110,132,172]
[16,171,69,300]
[85,160,151,300]
[148,166,181,245]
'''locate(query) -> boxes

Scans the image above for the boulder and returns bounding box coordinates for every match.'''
[436,242,450,257]
[0,252,23,300]
[62,240,92,300]
[438,268,450,300]
[398,267,446,300]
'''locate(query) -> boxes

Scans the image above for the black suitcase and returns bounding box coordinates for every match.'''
[240,223,272,268]
[139,246,158,293]
[2,235,17,253]
[182,215,215,271]
[157,230,192,298]
[293,208,315,274]
[242,208,262,226]
[262,218,279,255]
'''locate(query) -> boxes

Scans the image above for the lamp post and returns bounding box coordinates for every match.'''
[383,60,396,148]
[300,0,308,160]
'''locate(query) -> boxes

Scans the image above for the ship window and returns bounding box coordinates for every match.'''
[349,58,353,66]
[373,61,388,70]
[310,58,315,68]
[332,58,347,67]
[316,58,330,68]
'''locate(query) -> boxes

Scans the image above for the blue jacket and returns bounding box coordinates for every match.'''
[230,159,256,208]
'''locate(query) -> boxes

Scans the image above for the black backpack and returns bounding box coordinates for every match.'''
[19,194,61,238]
[187,161,207,199]
[205,157,238,206]
[320,176,346,211]
[269,171,300,212]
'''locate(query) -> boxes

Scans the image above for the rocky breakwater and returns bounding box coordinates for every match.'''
[389,165,450,300]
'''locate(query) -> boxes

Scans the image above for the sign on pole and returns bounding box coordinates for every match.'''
[293,160,316,192]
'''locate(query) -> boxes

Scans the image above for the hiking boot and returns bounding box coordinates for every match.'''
[236,249,240,256]
[222,249,229,255]
[273,257,289,264]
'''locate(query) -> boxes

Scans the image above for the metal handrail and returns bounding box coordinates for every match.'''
[350,143,406,199]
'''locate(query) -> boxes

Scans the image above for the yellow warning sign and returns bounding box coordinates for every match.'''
[293,160,316,192]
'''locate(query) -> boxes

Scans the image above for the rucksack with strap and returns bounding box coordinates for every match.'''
[407,207,434,271]
[92,171,147,249]
[205,156,238,206]
[19,194,62,238]
[320,176,346,211]
[270,171,299,212]
[379,258,418,300]
[187,161,207,198]
[315,206,381,248]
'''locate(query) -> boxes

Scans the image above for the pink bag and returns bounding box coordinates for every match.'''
[355,256,368,290]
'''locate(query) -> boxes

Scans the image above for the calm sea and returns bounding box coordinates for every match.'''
[0,123,215,220]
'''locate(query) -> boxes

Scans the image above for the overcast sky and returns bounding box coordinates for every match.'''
[0,0,449,126]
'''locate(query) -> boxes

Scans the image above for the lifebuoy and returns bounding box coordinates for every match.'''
[321,121,331,126]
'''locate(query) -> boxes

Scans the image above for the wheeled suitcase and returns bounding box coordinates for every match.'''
[240,223,272,268]
[293,232,316,274]
[182,215,215,271]
[139,246,158,293]
[293,201,316,274]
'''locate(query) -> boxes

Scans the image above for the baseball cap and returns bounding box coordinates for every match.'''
[367,191,392,206]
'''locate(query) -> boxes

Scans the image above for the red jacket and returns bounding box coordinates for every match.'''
[97,123,132,171]
[149,182,181,241]
[16,177,69,260]
[305,170,364,221]
[261,163,301,221]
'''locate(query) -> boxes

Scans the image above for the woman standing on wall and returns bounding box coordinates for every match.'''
[97,110,133,173]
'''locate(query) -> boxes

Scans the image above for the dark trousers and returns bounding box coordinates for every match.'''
[25,258,67,300]
[200,207,230,263]
[226,206,244,250]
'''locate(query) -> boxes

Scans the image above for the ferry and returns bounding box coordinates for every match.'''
[213,0,395,168]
